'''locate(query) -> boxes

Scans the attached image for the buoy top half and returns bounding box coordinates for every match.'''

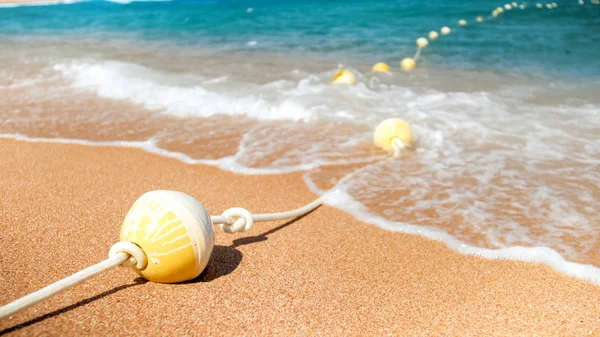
[372,62,390,72]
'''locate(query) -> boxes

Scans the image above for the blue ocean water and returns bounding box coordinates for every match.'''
[1,0,599,76]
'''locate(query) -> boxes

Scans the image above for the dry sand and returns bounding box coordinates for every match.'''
[0,138,599,336]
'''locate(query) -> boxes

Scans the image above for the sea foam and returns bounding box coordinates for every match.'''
[320,186,600,285]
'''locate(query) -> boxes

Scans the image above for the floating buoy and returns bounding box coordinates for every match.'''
[373,118,413,152]
[492,9,499,16]
[476,16,484,23]
[428,31,439,40]
[579,0,584,5]
[120,190,215,283]
[372,62,390,72]
[416,37,429,48]
[441,26,451,35]
[546,3,552,8]
[246,7,253,13]
[458,19,467,26]
[536,3,543,8]
[519,4,525,9]
[497,7,504,13]
[504,4,512,10]
[400,58,416,71]
[551,2,558,7]
[332,69,357,85]
[511,2,518,6]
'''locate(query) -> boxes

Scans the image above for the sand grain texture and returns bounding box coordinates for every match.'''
[0,139,599,336]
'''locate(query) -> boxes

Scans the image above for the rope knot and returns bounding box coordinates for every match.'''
[220,207,254,233]
[109,241,147,270]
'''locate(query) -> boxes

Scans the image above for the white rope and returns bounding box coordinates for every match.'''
[0,243,146,320]
[212,197,324,233]
[212,140,406,233]
[413,46,423,61]
[391,138,406,158]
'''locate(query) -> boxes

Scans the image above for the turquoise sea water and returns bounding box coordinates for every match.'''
[1,0,599,76]
[1,0,600,283]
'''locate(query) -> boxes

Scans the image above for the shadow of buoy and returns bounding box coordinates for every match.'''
[194,245,244,283]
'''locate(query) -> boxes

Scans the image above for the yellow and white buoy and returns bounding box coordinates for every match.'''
[416,37,429,48]
[372,62,390,73]
[428,31,439,40]
[373,118,413,153]
[400,58,416,71]
[458,19,467,26]
[441,26,451,35]
[504,4,512,10]
[119,190,215,283]
[476,16,484,23]
[332,69,357,85]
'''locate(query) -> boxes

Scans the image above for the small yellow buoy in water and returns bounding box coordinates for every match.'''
[552,2,558,7]
[492,9,499,16]
[373,118,413,152]
[416,37,429,48]
[546,3,552,8]
[458,19,467,26]
[441,26,451,35]
[332,69,357,85]
[504,4,512,10]
[579,0,584,5]
[536,3,543,8]
[496,7,504,13]
[372,62,390,73]
[476,16,484,22]
[511,2,518,6]
[119,190,215,283]
[428,31,439,40]
[519,4,525,9]
[400,58,416,71]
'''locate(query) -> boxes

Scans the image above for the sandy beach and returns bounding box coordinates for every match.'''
[0,137,598,336]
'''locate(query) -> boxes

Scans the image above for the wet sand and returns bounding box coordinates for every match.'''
[0,138,599,336]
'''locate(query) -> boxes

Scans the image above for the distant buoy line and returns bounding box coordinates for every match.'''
[333,1,573,84]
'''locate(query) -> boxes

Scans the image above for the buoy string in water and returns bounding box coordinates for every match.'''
[381,1,564,74]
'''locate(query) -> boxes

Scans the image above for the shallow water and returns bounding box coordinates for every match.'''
[1,0,599,282]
